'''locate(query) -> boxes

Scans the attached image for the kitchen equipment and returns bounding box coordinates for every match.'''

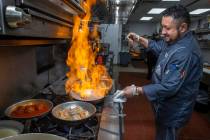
[0,133,67,140]
[70,90,106,104]
[5,99,53,119]
[0,0,85,38]
[0,120,24,139]
[52,101,96,126]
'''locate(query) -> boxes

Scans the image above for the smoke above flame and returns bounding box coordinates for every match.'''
[65,0,112,99]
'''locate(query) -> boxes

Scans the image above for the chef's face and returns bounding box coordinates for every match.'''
[161,16,186,43]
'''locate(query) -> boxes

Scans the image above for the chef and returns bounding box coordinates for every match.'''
[124,5,203,140]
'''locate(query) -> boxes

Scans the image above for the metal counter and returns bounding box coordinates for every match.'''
[97,95,124,140]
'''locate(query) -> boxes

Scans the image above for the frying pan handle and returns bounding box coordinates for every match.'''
[23,119,31,133]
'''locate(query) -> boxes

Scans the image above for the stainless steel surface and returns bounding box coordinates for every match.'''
[5,99,53,119]
[18,0,84,23]
[0,0,84,38]
[5,6,32,28]
[98,95,124,140]
[70,90,105,103]
[52,101,96,122]
[27,9,71,28]
[0,39,67,47]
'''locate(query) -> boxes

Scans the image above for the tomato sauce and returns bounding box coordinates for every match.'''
[11,103,49,118]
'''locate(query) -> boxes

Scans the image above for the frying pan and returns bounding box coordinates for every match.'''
[0,133,67,140]
[5,99,53,119]
[5,99,53,133]
[70,90,106,104]
[51,101,96,126]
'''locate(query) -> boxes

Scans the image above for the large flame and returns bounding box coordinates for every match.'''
[65,0,112,99]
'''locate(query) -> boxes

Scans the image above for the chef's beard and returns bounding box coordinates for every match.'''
[161,30,181,45]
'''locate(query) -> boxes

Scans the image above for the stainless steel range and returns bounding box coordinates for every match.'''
[0,0,85,38]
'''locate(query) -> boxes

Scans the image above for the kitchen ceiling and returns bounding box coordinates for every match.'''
[110,0,210,24]
[108,0,137,24]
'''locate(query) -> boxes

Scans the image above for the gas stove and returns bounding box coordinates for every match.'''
[1,77,123,140]
[28,78,103,140]
[28,109,100,140]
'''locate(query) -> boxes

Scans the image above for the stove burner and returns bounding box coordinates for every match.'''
[28,90,102,140]
[55,117,98,140]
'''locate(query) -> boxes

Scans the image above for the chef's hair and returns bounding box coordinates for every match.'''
[162,5,191,29]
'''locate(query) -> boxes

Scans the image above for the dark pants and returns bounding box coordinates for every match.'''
[156,125,180,140]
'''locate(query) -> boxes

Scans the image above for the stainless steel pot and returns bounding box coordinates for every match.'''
[51,101,96,126]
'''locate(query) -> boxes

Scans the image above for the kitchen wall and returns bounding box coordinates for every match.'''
[0,45,68,115]
[126,22,157,36]
[191,18,210,63]
[100,24,122,64]
[100,22,157,64]
[0,47,37,114]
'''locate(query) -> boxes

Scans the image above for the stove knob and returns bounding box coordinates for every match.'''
[5,6,32,28]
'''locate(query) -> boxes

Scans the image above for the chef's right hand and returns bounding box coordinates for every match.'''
[127,32,140,46]
[127,32,149,48]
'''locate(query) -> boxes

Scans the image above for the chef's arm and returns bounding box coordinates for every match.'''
[142,49,191,101]
[127,32,164,56]
[127,32,148,48]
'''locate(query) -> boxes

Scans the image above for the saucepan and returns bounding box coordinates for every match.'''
[4,99,53,119]
[4,99,53,133]
[0,133,67,140]
[51,101,96,126]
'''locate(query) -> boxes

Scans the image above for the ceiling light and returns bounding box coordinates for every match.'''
[162,0,180,1]
[116,6,119,10]
[148,8,166,14]
[190,9,210,15]
[116,0,120,4]
[140,17,153,21]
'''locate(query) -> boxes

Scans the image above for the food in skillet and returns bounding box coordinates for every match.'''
[10,103,49,118]
[56,105,89,121]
